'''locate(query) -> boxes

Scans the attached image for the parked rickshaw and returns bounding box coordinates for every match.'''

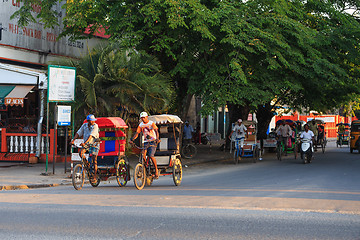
[336,123,350,147]
[350,120,360,153]
[233,120,260,164]
[72,117,130,190]
[309,119,327,153]
[275,120,298,161]
[133,114,183,190]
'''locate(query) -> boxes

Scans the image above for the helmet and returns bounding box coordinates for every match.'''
[86,114,97,121]
[140,112,148,118]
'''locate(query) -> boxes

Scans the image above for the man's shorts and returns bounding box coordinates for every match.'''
[235,137,245,148]
[83,143,99,156]
[144,141,157,157]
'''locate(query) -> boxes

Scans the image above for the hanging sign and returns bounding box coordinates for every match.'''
[57,105,71,126]
[48,65,76,102]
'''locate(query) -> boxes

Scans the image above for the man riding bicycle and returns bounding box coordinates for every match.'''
[71,114,100,180]
[129,112,160,178]
[229,119,247,156]
[276,120,292,156]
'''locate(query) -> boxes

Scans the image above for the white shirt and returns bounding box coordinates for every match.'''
[232,124,247,139]
[276,124,292,137]
[300,130,314,140]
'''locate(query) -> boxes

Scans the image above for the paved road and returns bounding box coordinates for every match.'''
[1,142,360,239]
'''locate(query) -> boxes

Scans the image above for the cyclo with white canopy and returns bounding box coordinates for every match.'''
[133,114,183,190]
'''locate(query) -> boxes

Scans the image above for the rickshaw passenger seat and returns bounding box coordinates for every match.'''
[155,137,177,156]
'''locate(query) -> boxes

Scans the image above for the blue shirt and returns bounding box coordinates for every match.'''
[183,125,194,139]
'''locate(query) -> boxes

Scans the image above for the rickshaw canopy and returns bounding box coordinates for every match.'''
[276,119,295,126]
[243,120,257,127]
[336,123,350,127]
[148,114,183,125]
[84,117,128,129]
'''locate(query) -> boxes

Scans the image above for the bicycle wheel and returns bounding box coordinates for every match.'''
[233,148,239,164]
[253,147,259,163]
[173,158,182,186]
[89,173,100,187]
[116,159,127,187]
[276,145,282,161]
[134,163,146,190]
[182,144,197,159]
[72,164,85,190]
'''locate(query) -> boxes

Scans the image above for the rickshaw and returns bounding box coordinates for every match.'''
[133,114,183,190]
[275,120,298,161]
[233,120,260,164]
[72,117,130,190]
[336,123,350,147]
[308,119,327,153]
[350,120,360,153]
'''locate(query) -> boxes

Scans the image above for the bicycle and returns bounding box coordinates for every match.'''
[181,140,197,159]
[233,138,243,164]
[132,142,182,190]
[72,143,128,190]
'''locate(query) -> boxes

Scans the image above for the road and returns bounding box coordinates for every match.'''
[1,141,360,239]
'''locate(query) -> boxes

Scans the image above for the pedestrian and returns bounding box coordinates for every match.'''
[183,121,194,145]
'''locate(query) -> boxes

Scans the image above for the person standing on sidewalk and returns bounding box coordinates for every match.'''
[183,121,194,145]
[70,114,100,180]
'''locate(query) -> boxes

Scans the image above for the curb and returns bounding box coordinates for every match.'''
[0,183,66,191]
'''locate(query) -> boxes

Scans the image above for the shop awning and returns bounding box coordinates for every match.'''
[0,85,16,104]
[3,85,34,107]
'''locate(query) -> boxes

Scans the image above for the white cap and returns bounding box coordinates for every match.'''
[140,112,148,118]
[237,119,242,123]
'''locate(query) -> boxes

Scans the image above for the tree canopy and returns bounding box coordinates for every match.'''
[12,0,360,127]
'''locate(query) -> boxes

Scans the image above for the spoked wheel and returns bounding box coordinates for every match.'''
[116,159,128,187]
[253,147,259,163]
[72,164,85,190]
[89,172,101,187]
[181,144,197,159]
[134,163,146,190]
[173,158,183,186]
[276,145,282,161]
[233,149,239,164]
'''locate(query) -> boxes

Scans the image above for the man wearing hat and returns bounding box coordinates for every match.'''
[229,119,247,156]
[129,112,160,178]
[71,114,100,180]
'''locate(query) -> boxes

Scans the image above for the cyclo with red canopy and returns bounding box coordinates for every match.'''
[72,117,130,190]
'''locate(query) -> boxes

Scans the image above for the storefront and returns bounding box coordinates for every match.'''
[0,63,49,161]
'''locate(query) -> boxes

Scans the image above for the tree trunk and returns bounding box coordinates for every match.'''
[256,103,275,150]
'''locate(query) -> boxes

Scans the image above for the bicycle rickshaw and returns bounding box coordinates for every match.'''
[233,120,260,164]
[72,117,130,190]
[336,123,350,147]
[350,120,360,153]
[133,114,183,190]
[313,119,327,153]
[275,120,298,161]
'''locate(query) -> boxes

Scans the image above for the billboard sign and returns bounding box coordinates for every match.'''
[48,65,76,102]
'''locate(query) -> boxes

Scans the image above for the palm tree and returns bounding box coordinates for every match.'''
[54,44,174,123]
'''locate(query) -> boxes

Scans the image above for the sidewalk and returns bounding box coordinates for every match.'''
[0,144,233,191]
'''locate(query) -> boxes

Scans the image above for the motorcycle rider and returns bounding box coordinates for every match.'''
[300,124,315,162]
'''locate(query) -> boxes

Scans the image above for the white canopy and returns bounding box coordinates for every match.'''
[148,114,183,124]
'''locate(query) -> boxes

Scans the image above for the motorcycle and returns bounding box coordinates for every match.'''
[300,138,313,164]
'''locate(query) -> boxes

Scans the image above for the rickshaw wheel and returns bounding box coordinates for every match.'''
[89,174,100,187]
[173,158,182,186]
[276,145,282,161]
[72,164,85,190]
[134,163,146,190]
[116,159,127,187]
[182,144,197,159]
[233,149,239,164]
[253,147,259,163]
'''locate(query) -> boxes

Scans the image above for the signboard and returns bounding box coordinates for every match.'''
[307,117,335,123]
[0,1,90,58]
[48,65,76,102]
[56,105,71,126]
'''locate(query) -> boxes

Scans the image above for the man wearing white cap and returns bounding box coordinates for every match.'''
[229,119,247,155]
[71,114,100,180]
[129,112,160,178]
